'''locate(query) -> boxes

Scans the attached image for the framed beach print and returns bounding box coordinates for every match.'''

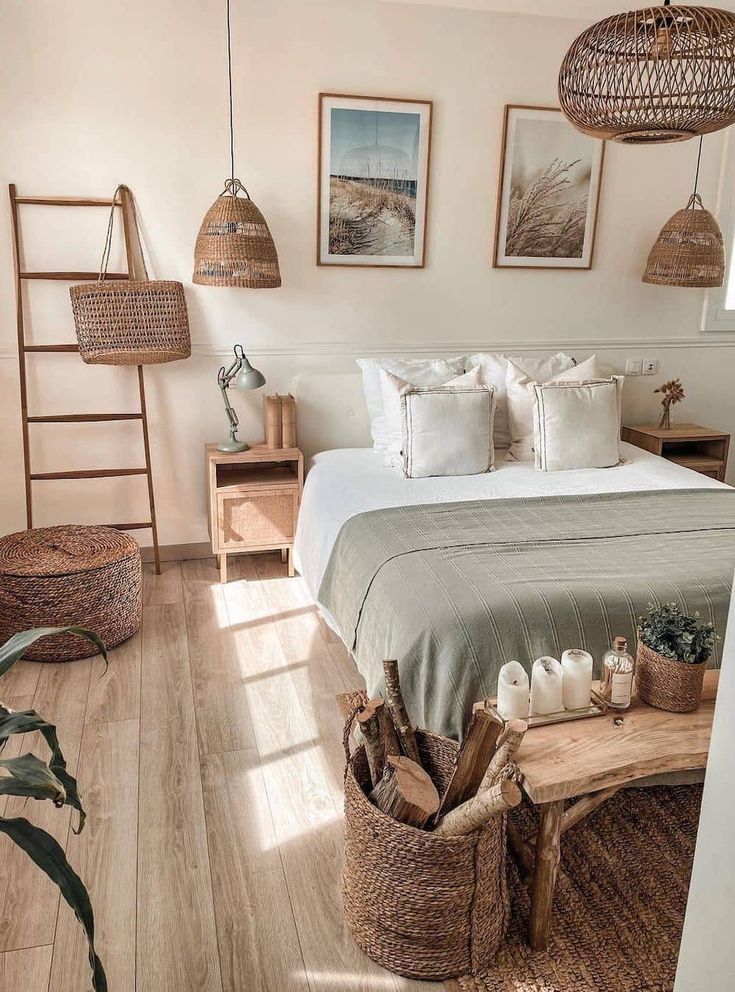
[318,93,432,267]
[493,105,605,269]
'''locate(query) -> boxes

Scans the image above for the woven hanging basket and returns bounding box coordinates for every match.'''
[342,713,509,981]
[70,186,191,365]
[193,179,281,288]
[0,525,142,662]
[635,641,706,712]
[559,6,735,143]
[643,193,725,287]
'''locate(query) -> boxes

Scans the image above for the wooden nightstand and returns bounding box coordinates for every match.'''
[621,423,730,482]
[206,444,304,582]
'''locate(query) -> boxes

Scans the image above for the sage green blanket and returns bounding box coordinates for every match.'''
[319,489,735,739]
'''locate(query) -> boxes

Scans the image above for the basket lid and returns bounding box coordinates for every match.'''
[0,525,139,577]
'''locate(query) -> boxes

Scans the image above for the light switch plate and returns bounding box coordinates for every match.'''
[625,359,643,375]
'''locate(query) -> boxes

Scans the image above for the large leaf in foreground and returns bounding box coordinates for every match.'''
[0,817,107,992]
[0,626,107,677]
[0,753,66,804]
[0,705,85,832]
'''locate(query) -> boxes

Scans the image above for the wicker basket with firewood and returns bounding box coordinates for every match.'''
[342,660,527,981]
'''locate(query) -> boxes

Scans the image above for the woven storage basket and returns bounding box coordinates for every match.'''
[0,525,142,662]
[70,186,190,365]
[342,714,509,981]
[635,641,706,713]
[642,194,724,288]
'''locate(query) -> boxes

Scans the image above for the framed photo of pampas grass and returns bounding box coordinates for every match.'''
[317,93,432,267]
[493,105,605,269]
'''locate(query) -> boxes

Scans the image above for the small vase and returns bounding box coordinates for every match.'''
[635,641,706,713]
[658,407,671,431]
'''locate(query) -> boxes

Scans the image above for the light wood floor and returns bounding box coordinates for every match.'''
[0,554,441,992]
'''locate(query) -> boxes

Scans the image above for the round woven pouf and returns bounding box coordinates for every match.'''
[0,525,142,662]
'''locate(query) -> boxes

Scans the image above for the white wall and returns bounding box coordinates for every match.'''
[1,0,734,548]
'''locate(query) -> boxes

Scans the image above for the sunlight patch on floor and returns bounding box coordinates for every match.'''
[295,970,397,989]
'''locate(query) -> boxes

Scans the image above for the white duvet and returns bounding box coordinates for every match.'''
[294,444,727,601]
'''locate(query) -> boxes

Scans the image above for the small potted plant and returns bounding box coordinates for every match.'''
[636,602,716,712]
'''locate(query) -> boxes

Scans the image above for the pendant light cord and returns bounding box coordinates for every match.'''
[226,0,235,184]
[693,135,703,198]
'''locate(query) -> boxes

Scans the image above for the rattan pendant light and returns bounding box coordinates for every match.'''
[559,3,735,144]
[643,138,725,287]
[193,0,281,288]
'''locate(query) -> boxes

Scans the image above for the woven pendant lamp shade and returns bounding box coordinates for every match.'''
[643,194,724,287]
[559,5,735,144]
[193,180,281,288]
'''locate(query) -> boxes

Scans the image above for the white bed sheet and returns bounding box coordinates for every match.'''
[294,444,727,602]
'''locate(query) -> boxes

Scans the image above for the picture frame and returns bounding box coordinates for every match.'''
[317,92,433,268]
[493,104,605,270]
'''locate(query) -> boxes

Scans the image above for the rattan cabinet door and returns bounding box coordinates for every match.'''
[216,487,298,551]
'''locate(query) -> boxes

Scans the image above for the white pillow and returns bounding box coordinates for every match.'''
[381,366,477,467]
[506,354,599,461]
[467,352,574,449]
[533,377,624,471]
[357,356,465,450]
[400,379,495,479]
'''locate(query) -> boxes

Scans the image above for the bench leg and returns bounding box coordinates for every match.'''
[218,553,228,584]
[287,547,295,577]
[529,799,564,951]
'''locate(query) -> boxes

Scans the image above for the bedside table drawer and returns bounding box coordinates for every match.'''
[216,488,299,550]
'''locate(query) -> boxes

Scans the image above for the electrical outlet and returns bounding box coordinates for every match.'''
[625,359,643,375]
[642,359,658,375]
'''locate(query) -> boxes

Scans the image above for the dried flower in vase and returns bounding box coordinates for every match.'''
[654,378,685,431]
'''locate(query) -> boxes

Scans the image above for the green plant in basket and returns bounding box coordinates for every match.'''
[638,602,717,665]
[0,627,107,992]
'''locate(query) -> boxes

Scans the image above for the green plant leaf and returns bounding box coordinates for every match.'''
[0,817,106,992]
[0,753,66,804]
[0,706,85,832]
[0,627,107,678]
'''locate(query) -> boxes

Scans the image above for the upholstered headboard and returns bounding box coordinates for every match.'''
[291,373,371,460]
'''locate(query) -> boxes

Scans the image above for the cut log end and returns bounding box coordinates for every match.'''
[369,755,440,829]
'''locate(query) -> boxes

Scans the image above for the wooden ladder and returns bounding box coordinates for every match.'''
[9,184,161,573]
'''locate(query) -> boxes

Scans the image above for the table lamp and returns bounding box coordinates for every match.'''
[217,344,265,452]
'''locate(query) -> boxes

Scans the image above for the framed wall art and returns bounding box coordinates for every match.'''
[493,104,605,270]
[317,93,432,267]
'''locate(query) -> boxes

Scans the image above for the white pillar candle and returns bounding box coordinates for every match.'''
[561,649,594,711]
[530,656,563,716]
[496,660,530,720]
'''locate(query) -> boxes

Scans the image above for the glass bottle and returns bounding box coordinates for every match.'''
[600,636,635,710]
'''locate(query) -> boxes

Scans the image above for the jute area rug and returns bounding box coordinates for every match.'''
[446,785,701,992]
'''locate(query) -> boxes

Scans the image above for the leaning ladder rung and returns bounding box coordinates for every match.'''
[20,271,128,281]
[30,468,148,481]
[24,344,79,353]
[14,196,121,207]
[27,413,143,424]
[107,521,153,531]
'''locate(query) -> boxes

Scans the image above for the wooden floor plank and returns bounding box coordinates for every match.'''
[0,944,53,992]
[182,559,256,755]
[85,629,141,726]
[137,604,223,992]
[0,659,92,952]
[0,658,42,697]
[200,748,308,992]
[224,555,422,992]
[49,719,138,992]
[143,560,183,605]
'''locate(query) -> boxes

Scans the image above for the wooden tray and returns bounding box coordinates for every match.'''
[490,690,608,729]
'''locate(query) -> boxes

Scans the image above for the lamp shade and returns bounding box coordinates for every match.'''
[559,6,735,144]
[233,358,266,391]
[643,194,725,288]
[193,182,281,288]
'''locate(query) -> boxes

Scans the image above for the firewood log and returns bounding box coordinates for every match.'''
[382,659,421,765]
[480,719,528,791]
[356,698,386,786]
[369,755,440,828]
[433,779,521,837]
[377,701,401,758]
[435,710,503,820]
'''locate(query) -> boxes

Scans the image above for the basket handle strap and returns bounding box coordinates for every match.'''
[98,185,150,282]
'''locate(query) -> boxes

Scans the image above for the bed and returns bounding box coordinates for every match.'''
[294,403,735,740]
